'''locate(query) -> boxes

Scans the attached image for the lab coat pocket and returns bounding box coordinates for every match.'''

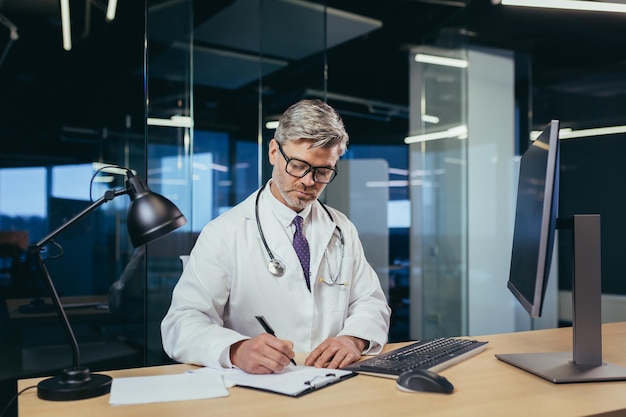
[317,255,352,313]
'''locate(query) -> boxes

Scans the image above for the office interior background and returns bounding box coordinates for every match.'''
[1,0,626,412]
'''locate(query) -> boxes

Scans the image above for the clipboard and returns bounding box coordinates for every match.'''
[223,366,356,398]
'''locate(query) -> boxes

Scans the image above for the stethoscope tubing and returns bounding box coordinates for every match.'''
[255,181,343,281]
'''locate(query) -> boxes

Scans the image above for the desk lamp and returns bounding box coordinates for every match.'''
[30,167,187,401]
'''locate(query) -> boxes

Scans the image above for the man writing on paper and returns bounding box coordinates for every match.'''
[161,99,391,374]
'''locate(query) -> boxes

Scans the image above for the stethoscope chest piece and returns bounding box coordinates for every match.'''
[268,259,286,277]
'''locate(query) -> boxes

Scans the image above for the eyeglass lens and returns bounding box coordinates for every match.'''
[278,142,337,184]
[286,159,335,183]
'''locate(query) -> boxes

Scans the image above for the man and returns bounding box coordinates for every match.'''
[161,99,391,374]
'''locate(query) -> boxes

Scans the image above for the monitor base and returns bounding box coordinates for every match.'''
[496,351,626,383]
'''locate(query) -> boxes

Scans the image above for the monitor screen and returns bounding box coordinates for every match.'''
[507,120,560,318]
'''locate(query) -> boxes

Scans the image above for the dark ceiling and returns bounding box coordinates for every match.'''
[1,0,625,167]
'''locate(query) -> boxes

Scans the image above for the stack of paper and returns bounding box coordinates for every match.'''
[109,372,229,405]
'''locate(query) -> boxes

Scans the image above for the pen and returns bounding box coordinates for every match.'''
[255,315,297,366]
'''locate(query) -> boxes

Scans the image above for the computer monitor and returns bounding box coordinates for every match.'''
[507,120,560,318]
[496,120,626,383]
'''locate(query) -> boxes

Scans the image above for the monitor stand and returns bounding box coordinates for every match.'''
[496,214,626,383]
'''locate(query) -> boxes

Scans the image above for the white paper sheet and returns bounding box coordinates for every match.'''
[191,365,353,397]
[109,372,229,405]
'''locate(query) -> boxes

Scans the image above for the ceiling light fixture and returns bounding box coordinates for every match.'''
[493,0,626,13]
[422,114,440,124]
[404,125,468,144]
[265,120,279,130]
[106,0,118,21]
[530,125,626,140]
[60,0,72,51]
[91,163,136,176]
[147,116,193,128]
[415,53,468,68]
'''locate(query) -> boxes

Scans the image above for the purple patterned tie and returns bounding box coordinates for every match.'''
[292,215,311,290]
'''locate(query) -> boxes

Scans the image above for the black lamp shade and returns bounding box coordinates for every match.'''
[125,173,187,247]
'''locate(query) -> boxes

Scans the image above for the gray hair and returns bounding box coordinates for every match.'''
[274,99,349,156]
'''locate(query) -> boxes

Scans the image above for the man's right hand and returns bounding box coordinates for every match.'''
[229,333,296,374]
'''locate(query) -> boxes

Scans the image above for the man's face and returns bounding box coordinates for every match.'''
[268,139,341,212]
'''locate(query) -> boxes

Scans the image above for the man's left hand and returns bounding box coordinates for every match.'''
[304,336,367,369]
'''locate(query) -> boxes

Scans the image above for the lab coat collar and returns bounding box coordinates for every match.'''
[263,180,313,227]
[257,181,336,289]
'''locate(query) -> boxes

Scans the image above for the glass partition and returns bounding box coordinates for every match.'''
[409,42,469,340]
[0,3,149,409]
[145,0,409,348]
[0,6,413,412]
[145,0,194,365]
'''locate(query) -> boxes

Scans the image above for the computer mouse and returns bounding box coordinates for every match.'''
[396,369,454,394]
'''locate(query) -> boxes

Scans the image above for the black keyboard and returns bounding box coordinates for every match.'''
[344,337,488,378]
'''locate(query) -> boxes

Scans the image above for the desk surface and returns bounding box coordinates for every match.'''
[18,322,626,417]
[6,296,109,320]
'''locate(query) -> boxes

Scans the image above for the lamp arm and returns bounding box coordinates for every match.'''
[34,188,128,249]
[27,187,128,370]
[28,251,83,368]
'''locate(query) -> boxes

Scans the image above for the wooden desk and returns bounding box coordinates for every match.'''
[5,296,109,320]
[18,322,626,417]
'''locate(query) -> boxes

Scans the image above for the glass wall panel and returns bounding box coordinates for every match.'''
[0,7,148,412]
[323,5,409,342]
[409,42,468,340]
[145,0,413,361]
[145,0,194,365]
[259,0,326,180]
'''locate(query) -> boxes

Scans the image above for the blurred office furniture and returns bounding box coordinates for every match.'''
[0,231,28,296]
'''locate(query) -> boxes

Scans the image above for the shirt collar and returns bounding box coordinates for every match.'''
[263,180,313,227]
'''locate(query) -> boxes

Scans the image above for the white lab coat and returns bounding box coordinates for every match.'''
[161,182,391,369]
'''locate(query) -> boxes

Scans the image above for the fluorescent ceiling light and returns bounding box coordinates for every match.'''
[404,125,468,144]
[495,0,626,13]
[415,53,468,68]
[531,125,626,140]
[91,163,136,177]
[106,0,118,21]
[60,0,71,51]
[211,163,229,173]
[388,167,409,176]
[92,176,114,183]
[422,114,440,124]
[265,120,279,130]
[366,180,410,188]
[147,116,193,128]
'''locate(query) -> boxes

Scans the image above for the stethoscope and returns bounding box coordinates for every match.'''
[255,182,347,286]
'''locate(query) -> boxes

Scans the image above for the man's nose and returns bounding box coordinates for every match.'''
[300,170,316,186]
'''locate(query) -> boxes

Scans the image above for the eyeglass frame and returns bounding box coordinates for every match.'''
[276,141,339,184]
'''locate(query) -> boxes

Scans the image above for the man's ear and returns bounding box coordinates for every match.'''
[268,138,278,166]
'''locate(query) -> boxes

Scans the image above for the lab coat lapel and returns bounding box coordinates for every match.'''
[309,202,335,278]
[254,191,302,276]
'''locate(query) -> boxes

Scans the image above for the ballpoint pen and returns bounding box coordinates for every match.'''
[255,315,297,366]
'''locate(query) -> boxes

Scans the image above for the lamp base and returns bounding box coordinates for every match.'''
[37,367,112,401]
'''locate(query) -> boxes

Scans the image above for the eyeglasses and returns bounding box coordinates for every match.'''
[277,142,338,184]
